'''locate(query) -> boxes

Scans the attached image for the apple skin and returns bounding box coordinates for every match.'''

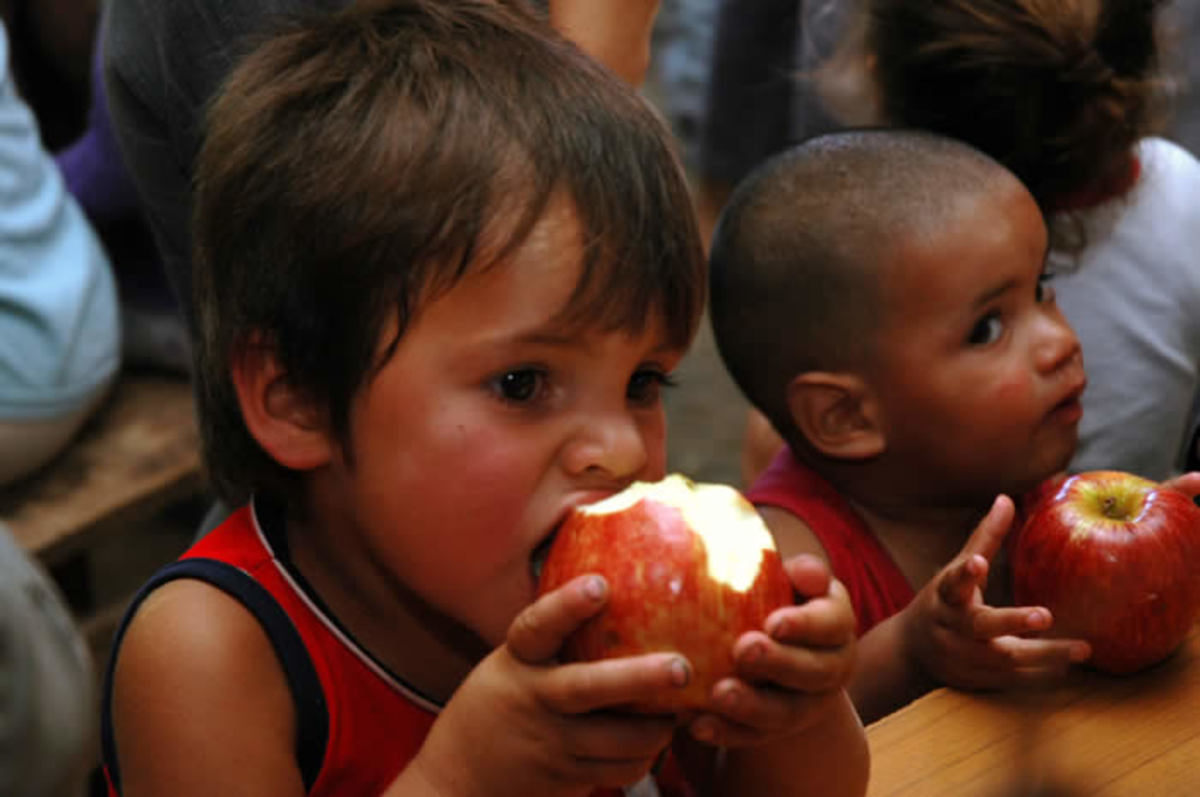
[1011,470,1200,675]
[536,475,794,714]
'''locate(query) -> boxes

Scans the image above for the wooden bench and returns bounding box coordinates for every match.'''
[0,371,208,644]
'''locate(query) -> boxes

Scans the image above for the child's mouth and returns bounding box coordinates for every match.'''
[529,528,559,585]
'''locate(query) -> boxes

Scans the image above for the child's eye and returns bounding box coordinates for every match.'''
[491,368,547,404]
[1036,273,1056,303]
[967,313,1004,346]
[627,368,676,406]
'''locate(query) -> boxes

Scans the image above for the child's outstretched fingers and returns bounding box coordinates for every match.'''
[935,495,1015,609]
[507,574,608,664]
[961,494,1016,562]
[966,604,1052,640]
[936,553,988,609]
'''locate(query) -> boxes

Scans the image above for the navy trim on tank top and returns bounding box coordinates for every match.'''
[100,558,329,793]
[254,497,444,710]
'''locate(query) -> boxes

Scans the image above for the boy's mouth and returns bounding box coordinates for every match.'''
[1048,379,1087,424]
[529,526,560,585]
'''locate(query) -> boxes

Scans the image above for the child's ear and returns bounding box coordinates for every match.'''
[786,371,885,460]
[231,342,336,471]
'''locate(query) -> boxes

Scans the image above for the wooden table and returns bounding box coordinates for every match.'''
[866,624,1200,796]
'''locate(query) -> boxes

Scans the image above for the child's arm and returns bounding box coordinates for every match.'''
[113,575,688,797]
[547,0,660,85]
[676,556,869,797]
[851,496,1091,723]
[110,579,308,797]
[395,573,691,796]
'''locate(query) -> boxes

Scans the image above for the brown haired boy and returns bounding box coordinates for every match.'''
[100,2,870,795]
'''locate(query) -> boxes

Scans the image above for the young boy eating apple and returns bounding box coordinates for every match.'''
[99,2,869,795]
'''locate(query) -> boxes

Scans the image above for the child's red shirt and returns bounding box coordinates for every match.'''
[747,448,915,634]
[101,501,692,796]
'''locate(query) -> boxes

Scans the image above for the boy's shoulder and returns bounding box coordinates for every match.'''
[747,448,916,632]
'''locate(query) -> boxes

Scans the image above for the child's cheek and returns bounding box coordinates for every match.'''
[989,369,1036,411]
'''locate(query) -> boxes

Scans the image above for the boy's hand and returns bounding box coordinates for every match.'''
[685,555,857,748]
[404,574,686,797]
[901,495,1090,692]
[1162,471,1200,500]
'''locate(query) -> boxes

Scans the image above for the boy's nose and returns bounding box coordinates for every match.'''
[562,410,651,482]
[1032,304,1083,374]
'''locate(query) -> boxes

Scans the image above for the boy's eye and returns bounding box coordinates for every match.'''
[1036,273,1056,303]
[967,313,1004,346]
[492,369,546,403]
[627,368,676,405]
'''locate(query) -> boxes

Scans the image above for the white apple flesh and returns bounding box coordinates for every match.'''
[536,474,794,713]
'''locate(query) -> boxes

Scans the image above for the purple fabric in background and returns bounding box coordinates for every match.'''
[54,36,141,226]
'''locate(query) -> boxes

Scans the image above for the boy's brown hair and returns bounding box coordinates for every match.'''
[709,129,1013,452]
[193,0,704,504]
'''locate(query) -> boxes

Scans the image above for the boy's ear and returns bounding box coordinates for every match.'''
[231,342,336,471]
[786,371,885,460]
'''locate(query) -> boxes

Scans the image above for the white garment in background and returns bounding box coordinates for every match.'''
[1051,137,1200,480]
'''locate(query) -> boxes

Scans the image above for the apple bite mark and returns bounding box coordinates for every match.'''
[576,475,776,592]
[536,474,794,713]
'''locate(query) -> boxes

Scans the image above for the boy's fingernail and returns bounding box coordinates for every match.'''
[742,642,765,665]
[718,682,739,711]
[669,657,690,687]
[1070,642,1092,662]
[584,576,606,601]
[767,617,788,639]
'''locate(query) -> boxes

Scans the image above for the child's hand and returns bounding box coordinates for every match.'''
[901,495,1091,692]
[1162,470,1200,500]
[404,574,686,797]
[685,555,857,748]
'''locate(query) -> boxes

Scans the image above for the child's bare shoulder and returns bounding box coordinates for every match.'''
[758,505,829,564]
[111,579,298,794]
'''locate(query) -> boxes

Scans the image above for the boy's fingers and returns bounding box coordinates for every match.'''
[965,605,1052,639]
[961,494,1016,562]
[937,554,987,608]
[733,631,851,692]
[540,653,692,715]
[783,554,833,600]
[563,711,676,764]
[1162,471,1200,499]
[764,590,855,648]
[507,574,607,664]
[689,689,846,748]
[990,635,1092,671]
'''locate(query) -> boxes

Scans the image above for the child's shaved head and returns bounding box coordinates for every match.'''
[709,128,1020,442]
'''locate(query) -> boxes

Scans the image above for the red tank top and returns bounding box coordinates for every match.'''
[746,449,915,634]
[101,501,693,796]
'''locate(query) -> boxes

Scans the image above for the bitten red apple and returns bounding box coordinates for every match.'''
[1011,470,1200,675]
[536,474,793,713]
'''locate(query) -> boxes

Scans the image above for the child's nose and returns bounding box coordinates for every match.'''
[562,410,650,481]
[1032,304,1083,373]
